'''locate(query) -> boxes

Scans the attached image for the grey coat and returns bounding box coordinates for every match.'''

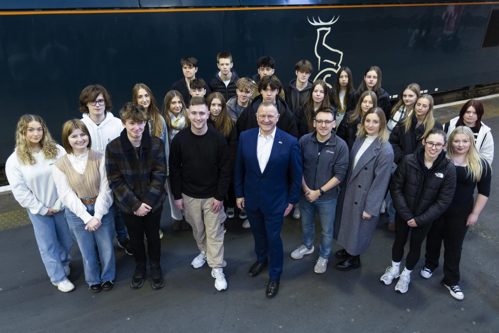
[336,136,394,256]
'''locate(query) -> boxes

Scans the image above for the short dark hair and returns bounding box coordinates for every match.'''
[256,56,276,69]
[190,78,206,90]
[180,56,198,68]
[119,102,148,123]
[217,51,233,63]
[258,75,282,93]
[295,59,313,73]
[315,107,336,120]
[61,119,92,154]
[79,84,112,113]
[189,96,207,108]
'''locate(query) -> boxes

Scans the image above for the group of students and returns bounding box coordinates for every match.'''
[5,52,493,301]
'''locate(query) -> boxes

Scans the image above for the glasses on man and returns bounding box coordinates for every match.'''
[425,141,444,148]
[92,99,105,106]
[314,119,334,125]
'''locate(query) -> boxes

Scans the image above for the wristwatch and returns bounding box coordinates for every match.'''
[319,188,325,196]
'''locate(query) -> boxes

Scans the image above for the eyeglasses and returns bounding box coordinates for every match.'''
[425,141,444,148]
[314,119,334,125]
[92,99,105,106]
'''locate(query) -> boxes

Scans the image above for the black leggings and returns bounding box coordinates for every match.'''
[392,216,432,270]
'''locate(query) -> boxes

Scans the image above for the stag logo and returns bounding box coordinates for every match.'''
[308,16,344,86]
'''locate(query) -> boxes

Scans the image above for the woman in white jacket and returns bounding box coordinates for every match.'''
[5,114,74,292]
[444,99,494,165]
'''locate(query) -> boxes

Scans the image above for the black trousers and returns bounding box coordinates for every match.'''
[122,208,162,267]
[392,216,432,270]
[424,210,469,285]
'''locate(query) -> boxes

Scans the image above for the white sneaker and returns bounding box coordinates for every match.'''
[226,207,235,219]
[380,266,400,285]
[292,207,301,219]
[191,251,206,269]
[444,283,464,300]
[420,267,433,279]
[55,278,75,293]
[394,273,411,294]
[242,219,251,229]
[290,245,314,260]
[314,257,328,274]
[211,268,227,291]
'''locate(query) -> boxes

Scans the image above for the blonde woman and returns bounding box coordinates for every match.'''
[335,107,393,271]
[390,94,442,164]
[5,114,74,292]
[421,126,491,300]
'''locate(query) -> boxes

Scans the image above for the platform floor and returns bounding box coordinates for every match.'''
[1,97,499,333]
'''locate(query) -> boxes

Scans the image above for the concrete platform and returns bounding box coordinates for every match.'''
[1,100,499,333]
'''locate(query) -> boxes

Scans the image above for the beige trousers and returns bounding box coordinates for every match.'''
[182,194,226,268]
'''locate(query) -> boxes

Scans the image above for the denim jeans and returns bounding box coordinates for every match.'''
[27,210,73,284]
[65,205,116,286]
[112,203,128,242]
[300,196,337,259]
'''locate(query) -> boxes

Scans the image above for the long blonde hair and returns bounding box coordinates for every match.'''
[356,107,389,142]
[447,126,484,182]
[403,94,435,139]
[14,114,58,165]
[390,83,421,117]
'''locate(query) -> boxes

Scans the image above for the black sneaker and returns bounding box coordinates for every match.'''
[118,238,134,256]
[150,265,165,290]
[101,280,114,291]
[130,265,146,289]
[89,284,102,293]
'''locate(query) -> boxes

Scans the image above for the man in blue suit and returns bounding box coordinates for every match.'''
[235,102,302,298]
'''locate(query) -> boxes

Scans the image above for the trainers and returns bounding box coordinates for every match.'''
[150,265,165,290]
[118,238,133,256]
[394,273,411,294]
[191,251,207,269]
[211,268,228,291]
[380,266,400,285]
[238,209,247,220]
[420,267,433,279]
[55,278,75,293]
[292,206,301,219]
[314,257,328,274]
[290,245,315,260]
[444,283,464,300]
[226,207,235,219]
[242,219,251,229]
[130,265,146,289]
[159,229,164,240]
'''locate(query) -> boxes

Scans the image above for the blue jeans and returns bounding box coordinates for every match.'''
[27,210,73,284]
[113,203,128,242]
[300,196,337,259]
[65,205,116,286]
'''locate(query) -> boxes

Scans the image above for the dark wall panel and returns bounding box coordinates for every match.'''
[1,4,498,162]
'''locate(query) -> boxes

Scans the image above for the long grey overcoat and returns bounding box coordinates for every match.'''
[336,136,394,256]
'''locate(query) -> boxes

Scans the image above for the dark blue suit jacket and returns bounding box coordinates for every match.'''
[234,127,302,215]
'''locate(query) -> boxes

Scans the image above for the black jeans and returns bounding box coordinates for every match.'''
[424,210,469,285]
[122,208,162,267]
[392,216,432,270]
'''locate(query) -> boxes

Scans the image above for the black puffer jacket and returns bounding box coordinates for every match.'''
[390,147,456,226]
[389,115,443,164]
[335,110,360,150]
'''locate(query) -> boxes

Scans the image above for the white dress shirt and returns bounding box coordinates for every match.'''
[257,127,276,173]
